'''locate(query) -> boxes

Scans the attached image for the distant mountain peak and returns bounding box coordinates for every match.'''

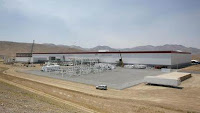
[90,44,200,54]
[0,41,200,56]
[90,45,117,51]
[42,43,56,46]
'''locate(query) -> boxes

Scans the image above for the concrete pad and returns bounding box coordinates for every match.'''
[22,68,164,90]
[144,72,191,87]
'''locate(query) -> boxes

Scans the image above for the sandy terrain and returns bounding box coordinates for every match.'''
[181,64,200,71]
[0,70,83,113]
[192,54,200,61]
[0,41,83,56]
[0,63,200,113]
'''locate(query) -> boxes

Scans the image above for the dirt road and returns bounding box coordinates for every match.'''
[0,63,200,113]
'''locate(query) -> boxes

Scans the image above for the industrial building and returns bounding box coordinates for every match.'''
[15,51,191,69]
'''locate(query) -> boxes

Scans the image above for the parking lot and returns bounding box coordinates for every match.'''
[24,68,164,90]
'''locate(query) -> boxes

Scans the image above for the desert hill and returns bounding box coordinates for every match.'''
[89,45,200,55]
[0,41,83,57]
[1,41,200,60]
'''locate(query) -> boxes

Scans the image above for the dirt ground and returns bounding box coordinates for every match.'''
[0,79,82,113]
[0,67,87,113]
[192,54,200,61]
[0,63,200,113]
[181,64,200,71]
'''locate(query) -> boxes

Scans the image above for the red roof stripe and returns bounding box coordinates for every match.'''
[17,51,191,55]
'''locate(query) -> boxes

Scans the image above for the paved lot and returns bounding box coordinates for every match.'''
[24,68,164,90]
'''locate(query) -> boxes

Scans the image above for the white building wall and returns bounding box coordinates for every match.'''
[17,53,191,66]
[32,53,172,65]
[15,57,32,63]
[97,53,172,65]
[171,53,191,65]
[121,53,171,65]
[16,52,191,67]
[32,57,48,62]
[33,54,98,61]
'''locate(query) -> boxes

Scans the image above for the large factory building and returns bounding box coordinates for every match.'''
[15,51,191,69]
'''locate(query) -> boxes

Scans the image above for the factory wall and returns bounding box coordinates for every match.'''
[32,53,172,65]
[170,53,191,68]
[120,53,171,65]
[32,57,48,63]
[171,53,191,65]
[15,57,32,63]
[32,54,97,61]
[15,52,191,68]
[96,53,172,65]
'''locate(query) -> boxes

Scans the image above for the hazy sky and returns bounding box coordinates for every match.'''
[0,0,200,48]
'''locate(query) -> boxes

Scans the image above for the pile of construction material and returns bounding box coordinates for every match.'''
[41,61,116,76]
[94,63,116,70]
[124,64,147,69]
[42,62,60,72]
[124,65,134,69]
[144,72,191,87]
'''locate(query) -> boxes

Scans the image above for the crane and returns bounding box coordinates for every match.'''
[28,40,35,65]
[117,50,124,67]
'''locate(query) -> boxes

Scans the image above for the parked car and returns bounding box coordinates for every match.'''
[96,85,107,90]
[191,60,199,65]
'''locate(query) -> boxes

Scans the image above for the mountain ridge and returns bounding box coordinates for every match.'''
[0,41,83,56]
[88,44,200,54]
[0,41,200,57]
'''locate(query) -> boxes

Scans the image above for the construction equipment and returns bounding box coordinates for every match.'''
[117,51,124,67]
[24,40,35,67]
[29,40,35,64]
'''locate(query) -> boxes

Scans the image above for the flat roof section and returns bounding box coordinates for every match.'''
[16,51,191,55]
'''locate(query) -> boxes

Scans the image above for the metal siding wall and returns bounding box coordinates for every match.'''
[121,53,171,65]
[171,53,191,65]
[33,54,98,61]
[15,57,31,62]
[32,57,48,62]
[33,53,171,65]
